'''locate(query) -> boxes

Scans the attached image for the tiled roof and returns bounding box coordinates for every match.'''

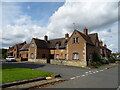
[33,38,49,49]
[48,38,68,49]
[19,43,30,51]
[75,30,94,45]
[88,33,98,45]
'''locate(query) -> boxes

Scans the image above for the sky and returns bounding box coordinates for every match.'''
[0,0,119,53]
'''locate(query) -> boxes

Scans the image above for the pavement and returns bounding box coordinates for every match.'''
[2,61,119,88]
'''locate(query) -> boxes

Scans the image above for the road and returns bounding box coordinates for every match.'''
[2,61,119,88]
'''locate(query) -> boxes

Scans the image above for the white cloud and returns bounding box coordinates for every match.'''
[1,1,118,53]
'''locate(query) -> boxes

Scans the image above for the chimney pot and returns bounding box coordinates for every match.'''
[83,27,88,35]
[65,33,69,39]
[44,35,48,41]
[99,40,103,46]
[104,44,107,48]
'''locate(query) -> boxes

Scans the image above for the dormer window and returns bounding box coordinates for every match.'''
[73,37,79,43]
[55,41,61,49]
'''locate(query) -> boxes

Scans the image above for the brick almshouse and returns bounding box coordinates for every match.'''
[7,27,111,67]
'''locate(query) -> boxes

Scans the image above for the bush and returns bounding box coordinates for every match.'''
[92,52,101,62]
[90,61,102,68]
[109,58,116,63]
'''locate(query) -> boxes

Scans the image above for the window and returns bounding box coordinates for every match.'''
[31,53,34,58]
[31,43,34,48]
[73,53,79,60]
[96,42,98,47]
[42,54,45,58]
[73,37,79,43]
[56,44,59,48]
[55,41,61,49]
[65,54,67,59]
[100,49,102,54]
[56,54,59,59]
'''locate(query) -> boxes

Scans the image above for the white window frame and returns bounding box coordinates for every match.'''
[31,53,34,58]
[73,37,79,43]
[31,43,35,48]
[73,53,79,60]
[56,54,59,60]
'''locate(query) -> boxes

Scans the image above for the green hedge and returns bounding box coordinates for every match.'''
[108,58,116,63]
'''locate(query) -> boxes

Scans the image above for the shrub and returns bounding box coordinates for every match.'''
[92,52,101,62]
[90,61,102,68]
[109,58,116,63]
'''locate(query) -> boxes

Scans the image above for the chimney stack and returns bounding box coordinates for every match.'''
[44,35,48,41]
[65,33,69,39]
[84,27,88,35]
[104,44,107,48]
[99,40,103,46]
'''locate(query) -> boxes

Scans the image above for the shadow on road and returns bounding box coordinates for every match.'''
[2,62,45,69]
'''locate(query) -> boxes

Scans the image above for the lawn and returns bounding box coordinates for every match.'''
[2,66,54,84]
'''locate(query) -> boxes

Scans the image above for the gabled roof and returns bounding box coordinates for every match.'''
[9,41,26,50]
[74,30,94,45]
[33,38,49,49]
[48,38,68,49]
[88,33,98,45]
[19,43,30,51]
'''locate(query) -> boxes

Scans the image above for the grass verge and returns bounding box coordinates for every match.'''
[1,66,53,84]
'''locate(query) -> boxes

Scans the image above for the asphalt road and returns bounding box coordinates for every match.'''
[45,66,118,88]
[2,61,119,88]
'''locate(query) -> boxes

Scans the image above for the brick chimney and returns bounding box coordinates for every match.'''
[65,33,69,39]
[83,27,88,35]
[104,44,107,48]
[99,40,103,46]
[44,35,48,41]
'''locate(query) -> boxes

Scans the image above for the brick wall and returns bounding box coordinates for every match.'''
[67,30,86,61]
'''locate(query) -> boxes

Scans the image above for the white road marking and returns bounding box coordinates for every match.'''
[89,71,92,72]
[105,68,108,69]
[92,72,96,73]
[100,70,104,71]
[85,72,88,73]
[70,77,76,80]
[96,71,99,72]
[81,75,85,77]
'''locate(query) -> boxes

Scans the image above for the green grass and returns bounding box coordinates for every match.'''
[2,66,54,84]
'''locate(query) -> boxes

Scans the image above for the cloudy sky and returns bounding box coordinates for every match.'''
[0,0,119,53]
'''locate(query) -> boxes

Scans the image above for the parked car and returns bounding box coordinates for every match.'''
[6,56,16,62]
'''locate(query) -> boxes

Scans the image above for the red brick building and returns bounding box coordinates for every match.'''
[7,27,111,66]
[28,27,111,67]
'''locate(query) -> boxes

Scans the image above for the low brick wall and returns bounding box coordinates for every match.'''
[50,59,87,67]
[28,59,87,67]
[28,59,47,64]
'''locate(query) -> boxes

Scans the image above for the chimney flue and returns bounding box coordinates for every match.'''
[104,44,107,48]
[44,35,48,41]
[65,33,69,39]
[99,40,103,46]
[83,27,88,35]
